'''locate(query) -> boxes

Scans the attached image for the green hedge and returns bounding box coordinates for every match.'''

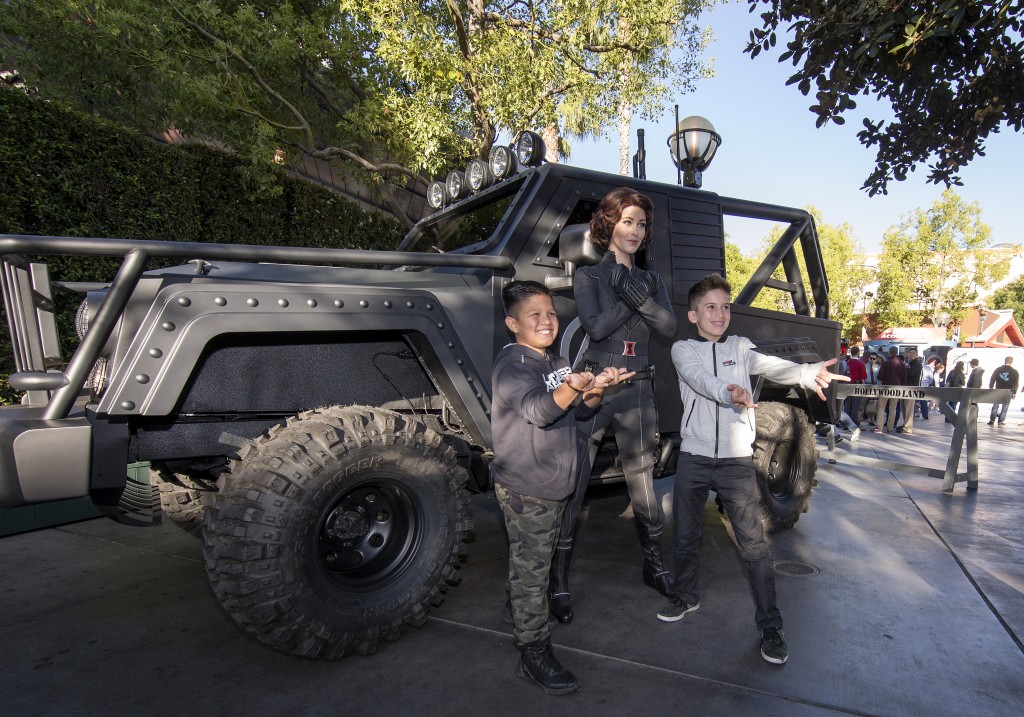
[0,86,405,403]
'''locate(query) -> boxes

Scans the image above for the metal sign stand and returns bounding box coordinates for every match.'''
[822,386,1011,492]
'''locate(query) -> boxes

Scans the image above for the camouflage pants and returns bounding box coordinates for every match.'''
[495,483,565,647]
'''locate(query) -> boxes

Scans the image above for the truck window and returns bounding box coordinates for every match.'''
[404,180,522,253]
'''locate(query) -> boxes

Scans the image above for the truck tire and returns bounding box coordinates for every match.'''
[150,465,217,538]
[202,406,471,659]
[751,402,816,533]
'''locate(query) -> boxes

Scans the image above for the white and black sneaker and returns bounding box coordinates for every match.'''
[760,626,789,664]
[657,596,700,622]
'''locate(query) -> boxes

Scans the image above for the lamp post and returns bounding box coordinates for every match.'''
[862,291,874,315]
[667,112,721,189]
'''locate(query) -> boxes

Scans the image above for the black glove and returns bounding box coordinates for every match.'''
[611,265,647,310]
[631,271,656,297]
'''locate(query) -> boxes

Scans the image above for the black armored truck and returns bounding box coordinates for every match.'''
[0,140,840,659]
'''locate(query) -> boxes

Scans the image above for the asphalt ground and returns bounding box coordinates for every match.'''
[1,409,1022,716]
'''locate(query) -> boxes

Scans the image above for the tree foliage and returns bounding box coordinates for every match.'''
[744,1,1024,196]
[2,1,712,224]
[873,189,1009,329]
[990,275,1024,317]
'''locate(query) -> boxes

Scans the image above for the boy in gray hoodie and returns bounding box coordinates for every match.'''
[661,273,847,664]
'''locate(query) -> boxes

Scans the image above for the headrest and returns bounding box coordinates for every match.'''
[558,224,603,267]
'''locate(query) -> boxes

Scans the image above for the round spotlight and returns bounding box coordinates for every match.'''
[427,181,447,209]
[488,144,518,179]
[514,131,546,167]
[466,159,494,192]
[445,170,467,201]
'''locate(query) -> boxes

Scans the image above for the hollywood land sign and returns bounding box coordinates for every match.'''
[851,386,927,399]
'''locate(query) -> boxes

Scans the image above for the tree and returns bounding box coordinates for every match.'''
[873,189,1009,330]
[2,1,713,225]
[743,1,1024,196]
[990,275,1024,317]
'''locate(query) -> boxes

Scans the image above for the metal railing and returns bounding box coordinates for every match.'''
[822,384,1012,492]
[0,234,514,419]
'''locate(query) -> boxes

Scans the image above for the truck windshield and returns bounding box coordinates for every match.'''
[403,178,523,253]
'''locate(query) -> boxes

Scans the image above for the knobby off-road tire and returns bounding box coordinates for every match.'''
[202,407,471,659]
[150,464,218,538]
[751,402,816,533]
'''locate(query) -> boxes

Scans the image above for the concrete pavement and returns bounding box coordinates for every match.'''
[1,411,1022,716]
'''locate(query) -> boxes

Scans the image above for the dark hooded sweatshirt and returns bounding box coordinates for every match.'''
[490,343,598,500]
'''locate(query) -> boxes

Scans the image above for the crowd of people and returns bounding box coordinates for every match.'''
[830,345,1020,437]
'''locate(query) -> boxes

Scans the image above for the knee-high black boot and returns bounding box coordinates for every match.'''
[635,517,674,597]
[548,538,574,624]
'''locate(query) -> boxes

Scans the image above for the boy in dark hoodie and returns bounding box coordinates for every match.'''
[491,280,632,695]
[662,273,848,665]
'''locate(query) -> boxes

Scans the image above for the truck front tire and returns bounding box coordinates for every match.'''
[203,407,471,659]
[751,402,816,532]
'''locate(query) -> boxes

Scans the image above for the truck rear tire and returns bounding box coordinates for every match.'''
[151,465,217,538]
[752,402,816,533]
[202,407,471,659]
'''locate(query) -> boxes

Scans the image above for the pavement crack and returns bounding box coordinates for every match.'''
[429,616,884,717]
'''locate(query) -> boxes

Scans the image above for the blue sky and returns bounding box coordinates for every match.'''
[568,1,1024,256]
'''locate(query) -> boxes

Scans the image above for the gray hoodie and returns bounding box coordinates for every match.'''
[671,335,824,458]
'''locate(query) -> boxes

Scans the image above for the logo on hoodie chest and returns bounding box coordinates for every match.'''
[544,366,573,391]
[721,359,736,367]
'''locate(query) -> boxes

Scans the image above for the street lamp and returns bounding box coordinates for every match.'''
[667,114,721,189]
[862,291,874,315]
[935,311,951,328]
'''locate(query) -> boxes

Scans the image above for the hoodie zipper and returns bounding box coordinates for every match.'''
[712,342,719,459]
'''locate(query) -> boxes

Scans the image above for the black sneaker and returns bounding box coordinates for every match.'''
[988,420,995,425]
[657,596,700,622]
[760,626,788,664]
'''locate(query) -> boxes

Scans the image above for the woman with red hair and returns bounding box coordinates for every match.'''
[549,187,677,623]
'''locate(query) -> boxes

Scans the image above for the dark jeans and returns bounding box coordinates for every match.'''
[671,452,782,630]
[844,396,863,423]
[990,402,1010,424]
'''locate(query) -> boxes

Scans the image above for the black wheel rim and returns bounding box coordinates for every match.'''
[316,472,423,591]
[766,440,801,502]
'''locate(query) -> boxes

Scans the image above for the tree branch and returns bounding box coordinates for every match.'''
[170,3,316,148]
[297,143,429,187]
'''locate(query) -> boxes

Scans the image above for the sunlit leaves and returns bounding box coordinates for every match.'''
[743,1,1024,196]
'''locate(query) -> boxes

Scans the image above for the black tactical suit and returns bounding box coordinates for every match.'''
[549,250,677,622]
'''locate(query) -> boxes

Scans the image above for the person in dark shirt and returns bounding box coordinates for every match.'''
[967,358,985,388]
[551,187,677,624]
[987,357,1020,426]
[491,280,632,696]
[875,346,907,433]
[899,347,923,433]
